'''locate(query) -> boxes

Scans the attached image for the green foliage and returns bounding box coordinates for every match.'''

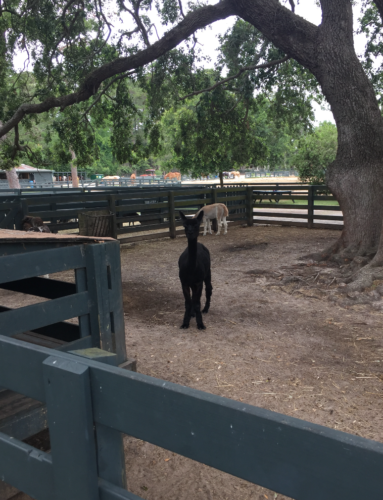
[0,2,329,179]
[359,2,383,105]
[293,122,338,184]
[160,86,268,177]
[216,19,320,134]
[141,18,320,175]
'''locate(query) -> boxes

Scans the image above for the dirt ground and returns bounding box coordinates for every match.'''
[2,224,383,500]
[119,224,383,500]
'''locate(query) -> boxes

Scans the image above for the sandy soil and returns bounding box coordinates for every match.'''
[120,225,383,500]
[183,176,299,185]
[2,224,383,500]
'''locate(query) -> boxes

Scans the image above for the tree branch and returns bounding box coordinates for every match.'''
[120,0,151,47]
[372,0,383,25]
[178,0,185,18]
[117,27,140,46]
[0,0,235,139]
[81,69,137,118]
[179,55,290,101]
[232,0,317,68]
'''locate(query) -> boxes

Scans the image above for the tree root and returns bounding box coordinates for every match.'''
[344,264,383,293]
[301,237,383,292]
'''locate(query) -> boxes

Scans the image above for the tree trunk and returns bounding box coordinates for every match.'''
[235,0,383,264]
[6,168,21,189]
[70,149,79,188]
[219,171,224,187]
[0,119,21,190]
[314,2,383,262]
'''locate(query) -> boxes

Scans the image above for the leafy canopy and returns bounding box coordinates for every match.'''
[0,0,325,172]
[293,122,337,185]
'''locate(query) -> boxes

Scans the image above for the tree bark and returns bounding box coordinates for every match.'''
[0,120,21,189]
[219,171,224,187]
[70,149,79,188]
[5,168,21,189]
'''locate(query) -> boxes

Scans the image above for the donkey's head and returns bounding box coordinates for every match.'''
[179,210,203,240]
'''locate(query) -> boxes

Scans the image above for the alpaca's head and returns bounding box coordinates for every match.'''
[179,211,203,240]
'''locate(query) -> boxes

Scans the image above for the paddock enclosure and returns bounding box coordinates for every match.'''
[0,184,342,243]
[1,221,383,499]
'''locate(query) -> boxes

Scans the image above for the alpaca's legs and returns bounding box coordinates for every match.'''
[222,216,228,234]
[202,269,212,314]
[215,216,221,235]
[180,284,192,329]
[208,218,213,234]
[192,282,205,329]
[203,217,208,236]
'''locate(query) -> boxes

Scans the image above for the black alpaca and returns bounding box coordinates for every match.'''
[178,211,212,329]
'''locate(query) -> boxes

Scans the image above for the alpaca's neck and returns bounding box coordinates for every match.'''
[187,237,198,268]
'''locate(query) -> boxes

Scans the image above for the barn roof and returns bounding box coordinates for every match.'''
[0,165,54,173]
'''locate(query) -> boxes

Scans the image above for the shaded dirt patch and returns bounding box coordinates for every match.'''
[222,242,268,252]
[119,225,383,500]
[1,225,382,500]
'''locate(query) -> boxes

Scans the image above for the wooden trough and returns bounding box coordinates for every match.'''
[0,229,134,499]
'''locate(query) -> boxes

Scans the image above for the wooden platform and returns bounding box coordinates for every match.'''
[0,228,114,243]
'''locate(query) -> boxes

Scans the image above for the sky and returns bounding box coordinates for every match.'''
[14,0,369,124]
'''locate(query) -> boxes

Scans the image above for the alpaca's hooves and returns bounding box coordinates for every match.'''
[197,324,206,330]
[202,308,209,314]
[180,324,189,329]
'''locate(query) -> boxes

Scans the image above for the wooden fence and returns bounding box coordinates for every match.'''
[0,233,134,498]
[0,210,381,500]
[1,334,383,500]
[0,184,342,243]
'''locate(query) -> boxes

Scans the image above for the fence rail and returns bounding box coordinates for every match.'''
[0,185,342,241]
[0,334,382,500]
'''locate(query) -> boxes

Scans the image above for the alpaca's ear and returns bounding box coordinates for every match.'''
[179,211,186,220]
[196,210,204,222]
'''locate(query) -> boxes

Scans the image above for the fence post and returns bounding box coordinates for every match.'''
[246,186,253,227]
[168,191,176,239]
[83,243,127,364]
[307,185,314,229]
[70,348,127,490]
[108,195,117,239]
[43,356,99,500]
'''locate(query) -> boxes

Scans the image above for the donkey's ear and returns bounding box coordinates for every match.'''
[179,211,186,220]
[196,210,204,222]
